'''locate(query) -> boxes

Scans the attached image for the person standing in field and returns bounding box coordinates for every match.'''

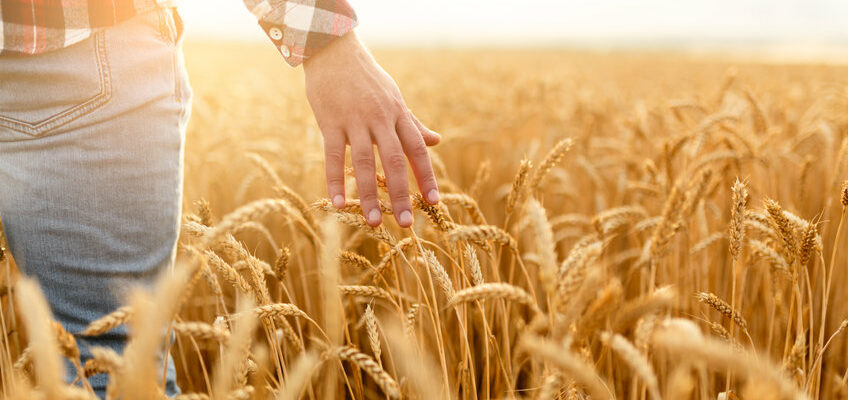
[0,0,440,396]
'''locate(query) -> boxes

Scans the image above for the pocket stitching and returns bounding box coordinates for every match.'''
[0,31,113,137]
[157,8,178,48]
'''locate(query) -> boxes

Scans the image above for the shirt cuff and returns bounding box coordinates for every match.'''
[254,0,358,67]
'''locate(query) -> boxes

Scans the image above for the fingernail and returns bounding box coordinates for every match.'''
[333,195,345,208]
[427,189,440,204]
[367,209,381,225]
[399,210,413,227]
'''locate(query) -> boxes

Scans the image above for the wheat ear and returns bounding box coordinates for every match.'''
[601,332,660,400]
[81,306,134,337]
[697,292,750,333]
[337,346,401,399]
[447,283,539,313]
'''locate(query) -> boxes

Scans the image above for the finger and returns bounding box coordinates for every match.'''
[410,113,441,146]
[373,125,414,228]
[397,115,440,205]
[349,131,382,227]
[323,132,347,209]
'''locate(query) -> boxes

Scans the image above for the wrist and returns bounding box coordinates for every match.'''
[303,31,366,72]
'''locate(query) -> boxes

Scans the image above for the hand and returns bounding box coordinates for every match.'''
[304,31,441,228]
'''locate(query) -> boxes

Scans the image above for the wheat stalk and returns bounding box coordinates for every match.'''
[729,179,749,259]
[250,303,308,320]
[274,246,291,281]
[447,283,539,312]
[464,244,484,286]
[519,334,612,400]
[691,232,726,254]
[529,138,573,191]
[15,279,66,398]
[339,250,373,271]
[339,285,393,301]
[203,198,301,246]
[842,181,848,207]
[364,305,382,365]
[652,328,802,399]
[81,306,134,337]
[441,193,487,225]
[600,332,660,400]
[173,321,231,343]
[592,205,648,236]
[764,198,797,263]
[424,249,454,299]
[325,209,396,245]
[527,199,558,294]
[749,239,791,275]
[405,303,425,337]
[505,159,532,218]
[447,225,517,250]
[697,292,750,334]
[337,346,401,399]
[205,250,252,294]
[313,198,393,215]
[413,193,456,231]
[84,346,124,378]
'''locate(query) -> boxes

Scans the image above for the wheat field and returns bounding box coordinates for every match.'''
[1,43,848,399]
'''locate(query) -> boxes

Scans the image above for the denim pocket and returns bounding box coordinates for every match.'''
[0,31,112,140]
[158,8,184,47]
[157,8,188,103]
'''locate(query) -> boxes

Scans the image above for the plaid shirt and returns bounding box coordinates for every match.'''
[0,0,357,66]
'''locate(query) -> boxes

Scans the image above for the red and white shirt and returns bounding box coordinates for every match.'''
[0,0,357,66]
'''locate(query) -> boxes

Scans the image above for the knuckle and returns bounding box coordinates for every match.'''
[351,151,374,168]
[366,105,390,121]
[407,113,423,128]
[420,169,438,187]
[410,142,430,160]
[359,191,378,202]
[407,141,430,161]
[324,148,346,163]
[391,193,411,206]
[391,100,406,114]
[319,123,346,139]
[326,175,345,187]
[385,153,408,171]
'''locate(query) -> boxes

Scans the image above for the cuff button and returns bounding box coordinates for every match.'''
[280,44,291,58]
[269,27,283,40]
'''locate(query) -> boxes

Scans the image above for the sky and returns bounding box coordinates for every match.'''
[179,0,848,49]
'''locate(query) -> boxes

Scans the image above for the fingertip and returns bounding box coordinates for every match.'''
[366,208,382,227]
[426,188,440,205]
[397,210,413,228]
[332,194,345,209]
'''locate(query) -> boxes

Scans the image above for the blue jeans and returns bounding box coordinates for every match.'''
[0,8,190,397]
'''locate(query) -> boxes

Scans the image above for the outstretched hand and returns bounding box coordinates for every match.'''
[303,31,440,228]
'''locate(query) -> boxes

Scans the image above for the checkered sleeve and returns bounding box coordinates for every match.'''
[242,0,358,67]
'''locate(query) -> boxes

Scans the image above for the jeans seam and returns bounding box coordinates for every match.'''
[0,31,113,138]
[173,51,180,103]
[158,8,167,43]
[157,8,180,103]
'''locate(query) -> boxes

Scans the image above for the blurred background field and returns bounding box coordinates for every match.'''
[66,1,848,397]
[169,41,848,397]
[3,2,848,398]
[182,41,848,218]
